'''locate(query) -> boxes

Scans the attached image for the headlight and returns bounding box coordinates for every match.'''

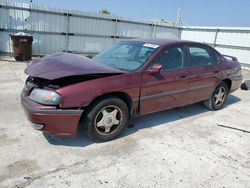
[30,88,61,105]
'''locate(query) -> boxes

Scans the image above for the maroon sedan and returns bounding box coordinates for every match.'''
[21,39,243,141]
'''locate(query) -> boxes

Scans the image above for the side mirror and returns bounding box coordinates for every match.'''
[147,64,162,74]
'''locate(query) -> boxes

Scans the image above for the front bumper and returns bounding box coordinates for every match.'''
[21,94,83,137]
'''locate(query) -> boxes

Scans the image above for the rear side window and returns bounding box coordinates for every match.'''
[188,46,217,67]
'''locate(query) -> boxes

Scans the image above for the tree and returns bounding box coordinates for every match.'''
[99,9,110,15]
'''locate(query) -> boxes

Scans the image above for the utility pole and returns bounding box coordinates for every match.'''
[176,8,182,27]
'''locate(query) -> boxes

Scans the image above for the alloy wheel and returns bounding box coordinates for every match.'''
[94,105,123,135]
[214,87,226,106]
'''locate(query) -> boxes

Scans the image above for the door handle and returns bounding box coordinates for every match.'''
[180,75,187,79]
[214,70,219,73]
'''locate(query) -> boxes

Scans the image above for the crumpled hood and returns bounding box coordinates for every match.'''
[25,53,124,80]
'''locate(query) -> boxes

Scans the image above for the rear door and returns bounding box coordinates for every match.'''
[140,45,189,114]
[185,45,221,103]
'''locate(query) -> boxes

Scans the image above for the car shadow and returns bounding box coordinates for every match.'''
[43,128,92,147]
[43,94,241,147]
[125,94,241,136]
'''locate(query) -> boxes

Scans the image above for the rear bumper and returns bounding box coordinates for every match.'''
[21,95,83,137]
[230,76,243,93]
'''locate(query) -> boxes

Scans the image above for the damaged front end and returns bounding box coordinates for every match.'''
[24,73,121,91]
[21,52,125,137]
[21,73,122,137]
[21,74,83,136]
[22,72,122,110]
[23,73,122,104]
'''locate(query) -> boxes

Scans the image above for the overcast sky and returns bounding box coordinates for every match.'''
[15,0,250,27]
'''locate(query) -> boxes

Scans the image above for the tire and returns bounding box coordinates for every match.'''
[14,54,23,61]
[203,81,229,110]
[84,96,129,142]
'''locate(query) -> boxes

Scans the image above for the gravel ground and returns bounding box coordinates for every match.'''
[0,57,250,188]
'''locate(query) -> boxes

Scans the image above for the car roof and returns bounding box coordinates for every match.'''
[128,38,204,47]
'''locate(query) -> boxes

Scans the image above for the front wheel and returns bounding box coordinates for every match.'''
[85,97,129,142]
[203,81,229,110]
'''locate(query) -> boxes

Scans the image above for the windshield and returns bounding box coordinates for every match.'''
[93,41,159,71]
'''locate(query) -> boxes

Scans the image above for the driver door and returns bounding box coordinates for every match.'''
[140,46,189,114]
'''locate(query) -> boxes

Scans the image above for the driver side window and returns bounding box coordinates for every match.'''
[154,46,185,71]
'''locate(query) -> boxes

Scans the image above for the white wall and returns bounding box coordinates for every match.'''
[181,27,250,65]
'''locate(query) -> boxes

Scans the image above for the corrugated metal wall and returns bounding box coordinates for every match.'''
[181,28,250,65]
[0,0,181,55]
[1,1,250,65]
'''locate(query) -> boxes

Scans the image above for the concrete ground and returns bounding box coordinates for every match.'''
[0,57,250,188]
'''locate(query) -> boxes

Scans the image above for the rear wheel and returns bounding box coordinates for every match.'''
[14,54,23,61]
[204,81,229,110]
[85,97,129,142]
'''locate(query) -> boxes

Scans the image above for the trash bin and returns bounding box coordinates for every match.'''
[10,32,33,61]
